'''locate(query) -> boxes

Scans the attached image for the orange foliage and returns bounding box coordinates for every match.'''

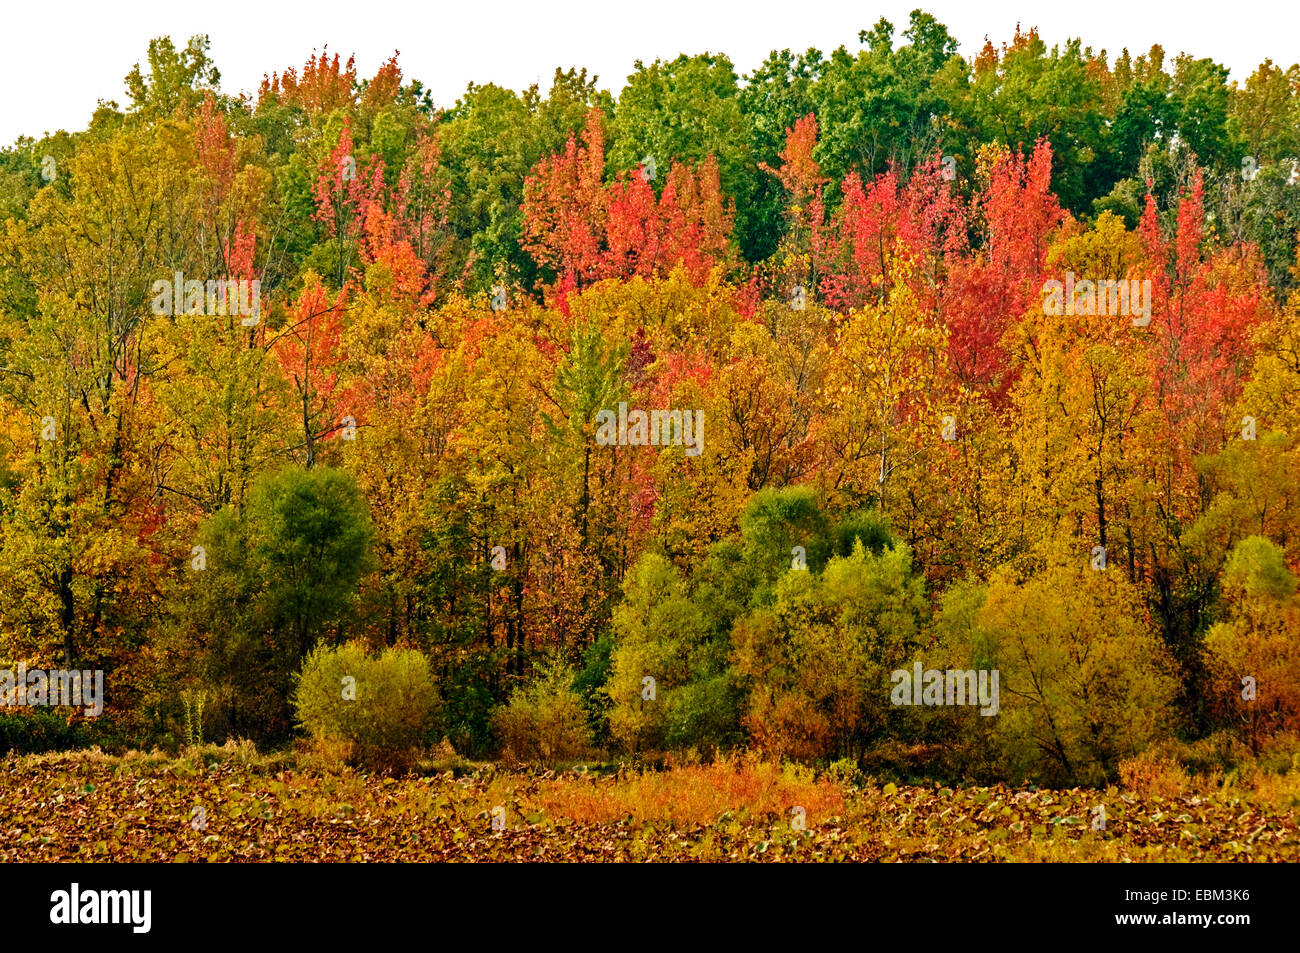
[519,757,845,827]
[259,49,358,113]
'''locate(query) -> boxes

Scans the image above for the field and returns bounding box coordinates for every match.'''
[3,745,1297,862]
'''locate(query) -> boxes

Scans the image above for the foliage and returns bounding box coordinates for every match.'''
[293,641,439,771]
[492,658,591,762]
[977,554,1179,786]
[1204,537,1300,751]
[184,465,374,743]
[1,23,1299,798]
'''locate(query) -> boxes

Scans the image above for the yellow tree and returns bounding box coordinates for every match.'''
[1006,212,1154,581]
[979,546,1178,785]
[0,122,205,698]
[821,254,951,536]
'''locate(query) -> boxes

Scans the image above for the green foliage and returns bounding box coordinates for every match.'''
[187,465,374,744]
[1238,160,1300,298]
[608,54,756,259]
[815,14,959,188]
[1222,534,1297,602]
[603,492,899,759]
[0,711,90,755]
[573,633,614,747]
[608,553,706,752]
[123,35,222,121]
[732,540,926,761]
[293,642,440,772]
[492,659,591,762]
[833,508,894,558]
[738,486,833,589]
[439,70,612,290]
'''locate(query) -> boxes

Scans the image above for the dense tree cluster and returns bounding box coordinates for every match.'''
[2,18,1299,784]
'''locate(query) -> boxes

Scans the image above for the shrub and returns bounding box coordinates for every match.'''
[1118,749,1190,798]
[977,554,1178,786]
[180,689,206,748]
[573,634,614,747]
[493,660,591,762]
[824,757,864,788]
[1178,731,1254,776]
[0,711,90,755]
[293,642,439,772]
[1204,536,1300,751]
[732,541,926,761]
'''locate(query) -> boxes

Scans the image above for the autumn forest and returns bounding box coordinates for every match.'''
[2,11,1300,826]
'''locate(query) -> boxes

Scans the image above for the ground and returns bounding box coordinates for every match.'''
[2,745,1296,862]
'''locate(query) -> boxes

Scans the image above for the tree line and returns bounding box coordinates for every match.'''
[1,16,1298,784]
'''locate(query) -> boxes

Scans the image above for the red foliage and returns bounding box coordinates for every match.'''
[361,53,403,111]
[225,221,258,280]
[521,108,608,286]
[522,109,734,293]
[194,94,235,194]
[394,133,452,280]
[1138,172,1268,453]
[312,119,387,288]
[358,203,435,306]
[273,278,355,445]
[810,158,964,312]
[943,140,1064,401]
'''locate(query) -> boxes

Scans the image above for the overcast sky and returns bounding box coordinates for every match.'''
[4,0,1297,144]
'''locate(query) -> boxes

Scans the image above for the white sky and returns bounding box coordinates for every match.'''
[3,0,1298,144]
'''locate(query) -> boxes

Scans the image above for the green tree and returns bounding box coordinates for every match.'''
[439,70,611,291]
[123,35,222,122]
[978,553,1178,785]
[607,54,755,260]
[607,553,706,752]
[188,464,374,742]
[1204,536,1300,752]
[814,13,959,189]
[732,539,925,760]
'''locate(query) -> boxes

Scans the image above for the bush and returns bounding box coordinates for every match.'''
[293,643,439,772]
[0,711,90,755]
[1118,749,1191,798]
[1257,732,1300,775]
[976,554,1178,786]
[493,660,591,762]
[1203,536,1300,752]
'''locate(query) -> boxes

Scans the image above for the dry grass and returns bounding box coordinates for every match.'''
[1118,750,1195,799]
[515,754,846,826]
